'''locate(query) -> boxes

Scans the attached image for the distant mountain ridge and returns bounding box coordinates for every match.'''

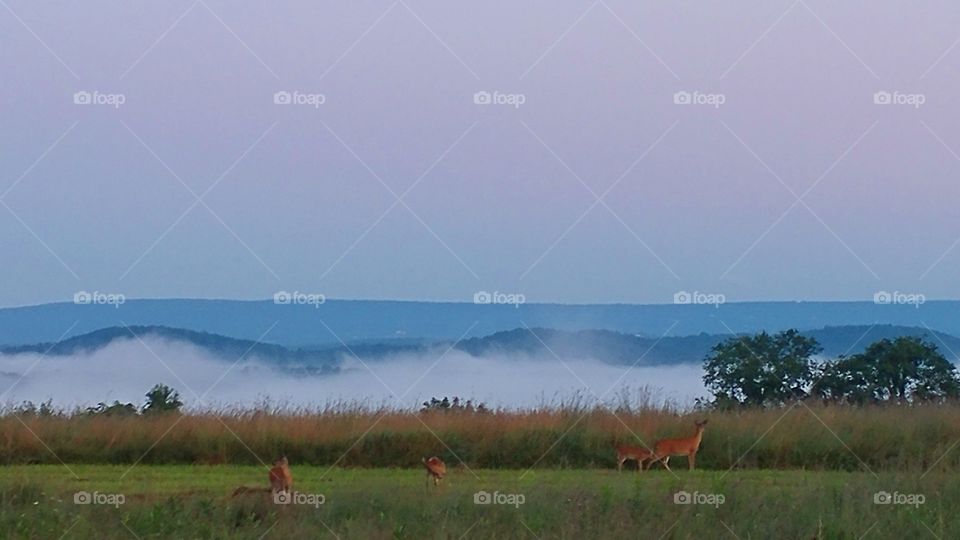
[0,325,418,372]
[0,326,323,363]
[2,299,960,348]
[459,325,960,364]
[3,324,957,367]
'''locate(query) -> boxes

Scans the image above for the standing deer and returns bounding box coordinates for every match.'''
[268,456,293,494]
[649,420,708,471]
[422,456,446,487]
[615,444,653,472]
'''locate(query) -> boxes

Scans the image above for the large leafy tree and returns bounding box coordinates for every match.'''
[703,330,821,407]
[812,355,874,404]
[142,384,184,415]
[813,337,960,403]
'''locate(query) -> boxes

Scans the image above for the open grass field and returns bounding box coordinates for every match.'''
[0,465,954,539]
[3,404,959,537]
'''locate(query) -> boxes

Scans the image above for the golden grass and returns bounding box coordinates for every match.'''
[2,402,959,471]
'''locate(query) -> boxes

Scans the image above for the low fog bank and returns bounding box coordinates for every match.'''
[0,337,706,411]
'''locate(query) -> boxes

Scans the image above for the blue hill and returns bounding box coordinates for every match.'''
[1,298,957,349]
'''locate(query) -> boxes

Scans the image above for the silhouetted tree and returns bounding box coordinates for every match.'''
[12,399,60,417]
[813,337,960,403]
[420,396,488,413]
[703,330,821,407]
[142,384,184,415]
[85,401,138,416]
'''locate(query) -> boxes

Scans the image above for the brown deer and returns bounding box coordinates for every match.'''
[422,456,446,487]
[615,444,653,472]
[649,420,708,471]
[231,456,293,497]
[268,456,293,494]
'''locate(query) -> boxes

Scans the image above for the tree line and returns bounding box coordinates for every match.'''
[12,383,184,417]
[703,329,960,408]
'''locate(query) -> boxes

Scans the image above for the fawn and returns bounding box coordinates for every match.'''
[615,444,653,472]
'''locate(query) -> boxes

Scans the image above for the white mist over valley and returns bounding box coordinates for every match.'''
[0,337,706,411]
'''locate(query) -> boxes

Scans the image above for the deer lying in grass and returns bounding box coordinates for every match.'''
[615,444,653,472]
[649,420,708,471]
[423,456,446,487]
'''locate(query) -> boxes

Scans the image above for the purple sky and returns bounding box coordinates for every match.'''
[2,0,960,306]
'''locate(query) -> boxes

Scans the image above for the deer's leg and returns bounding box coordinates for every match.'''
[662,456,671,471]
[689,452,696,471]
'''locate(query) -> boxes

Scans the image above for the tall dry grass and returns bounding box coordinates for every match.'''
[2,401,958,471]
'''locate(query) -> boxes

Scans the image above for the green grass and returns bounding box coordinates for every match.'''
[1,465,955,539]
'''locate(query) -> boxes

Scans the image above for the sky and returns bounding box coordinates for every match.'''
[3,0,960,306]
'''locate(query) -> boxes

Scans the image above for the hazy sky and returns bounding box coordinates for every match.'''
[3,0,960,306]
